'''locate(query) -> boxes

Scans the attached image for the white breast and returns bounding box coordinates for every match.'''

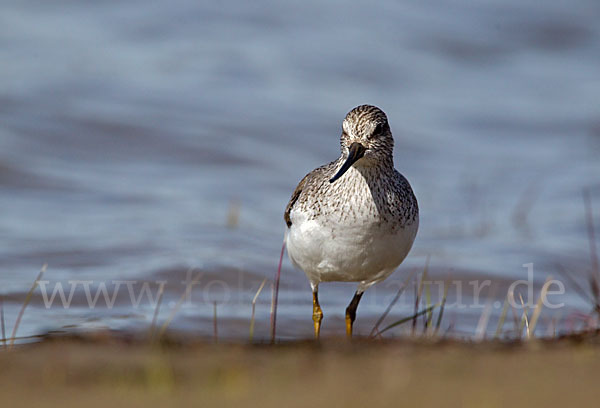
[286,208,418,287]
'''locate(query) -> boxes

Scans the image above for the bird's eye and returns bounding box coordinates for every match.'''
[372,123,384,137]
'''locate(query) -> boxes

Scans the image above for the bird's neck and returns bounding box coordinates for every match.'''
[339,156,394,187]
[353,154,394,173]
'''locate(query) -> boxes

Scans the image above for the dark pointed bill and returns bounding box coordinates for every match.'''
[329,142,367,183]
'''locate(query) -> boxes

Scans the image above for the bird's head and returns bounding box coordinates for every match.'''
[330,105,394,183]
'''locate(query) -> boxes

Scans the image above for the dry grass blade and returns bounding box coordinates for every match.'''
[226,199,241,228]
[269,282,275,328]
[424,277,433,332]
[213,301,218,343]
[547,312,561,338]
[379,303,439,336]
[412,255,430,336]
[508,288,520,337]
[475,285,497,341]
[9,264,47,350]
[554,263,595,307]
[369,268,417,338]
[583,189,600,312]
[475,301,493,341]
[529,276,553,336]
[249,278,267,342]
[157,270,202,339]
[270,232,286,344]
[149,283,165,340]
[1,296,6,350]
[494,296,509,339]
[433,279,449,337]
[412,278,418,334]
[511,179,541,234]
[518,293,530,339]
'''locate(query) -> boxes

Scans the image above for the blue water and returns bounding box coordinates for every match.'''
[1,0,600,341]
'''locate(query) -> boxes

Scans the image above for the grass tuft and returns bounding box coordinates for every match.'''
[379,304,439,336]
[369,268,417,338]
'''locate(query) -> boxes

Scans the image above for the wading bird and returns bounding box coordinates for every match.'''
[284,105,419,338]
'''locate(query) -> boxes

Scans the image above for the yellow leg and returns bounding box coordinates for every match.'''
[345,291,364,339]
[345,312,353,338]
[312,291,323,339]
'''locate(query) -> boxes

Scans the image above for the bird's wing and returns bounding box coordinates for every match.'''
[284,161,336,227]
[284,172,311,227]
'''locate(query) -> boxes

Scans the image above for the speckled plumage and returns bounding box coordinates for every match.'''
[285,105,419,296]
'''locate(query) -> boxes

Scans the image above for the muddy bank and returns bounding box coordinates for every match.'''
[1,333,600,407]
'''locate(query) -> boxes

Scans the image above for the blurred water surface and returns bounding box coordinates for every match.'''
[1,0,600,340]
